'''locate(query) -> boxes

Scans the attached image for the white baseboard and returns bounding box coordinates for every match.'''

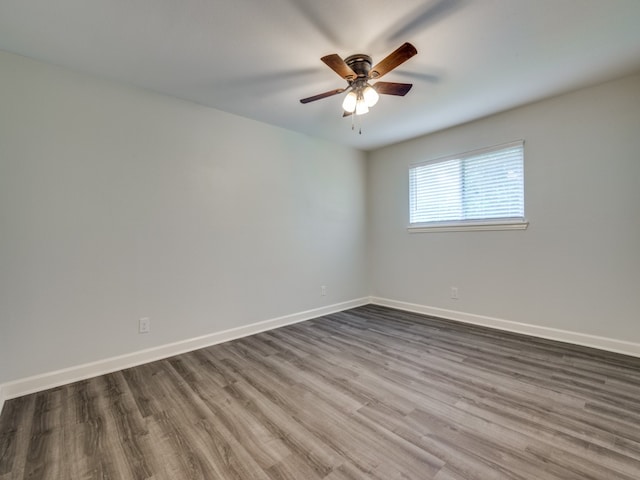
[370,296,640,358]
[0,298,369,402]
[3,295,637,412]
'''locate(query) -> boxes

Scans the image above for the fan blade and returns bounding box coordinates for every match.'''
[300,88,345,104]
[321,54,357,80]
[373,81,413,96]
[370,42,418,79]
[343,110,353,117]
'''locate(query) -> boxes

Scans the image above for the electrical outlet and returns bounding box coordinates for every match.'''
[321,285,327,296]
[450,287,459,300]
[139,317,151,334]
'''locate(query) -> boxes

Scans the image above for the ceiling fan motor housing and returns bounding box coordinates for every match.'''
[344,54,372,83]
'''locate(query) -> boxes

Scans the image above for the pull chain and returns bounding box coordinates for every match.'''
[349,112,363,134]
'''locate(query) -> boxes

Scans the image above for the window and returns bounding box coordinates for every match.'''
[408,141,527,232]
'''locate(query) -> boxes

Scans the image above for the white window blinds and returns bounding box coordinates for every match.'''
[409,141,525,227]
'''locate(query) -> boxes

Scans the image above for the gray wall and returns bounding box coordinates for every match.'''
[2,48,639,387]
[0,51,368,383]
[368,73,640,343]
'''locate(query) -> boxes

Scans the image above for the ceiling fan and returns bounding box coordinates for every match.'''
[300,42,418,116]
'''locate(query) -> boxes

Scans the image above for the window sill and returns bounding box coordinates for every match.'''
[407,220,529,233]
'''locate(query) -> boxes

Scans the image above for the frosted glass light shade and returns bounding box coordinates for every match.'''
[355,100,369,115]
[342,91,357,113]
[363,85,379,107]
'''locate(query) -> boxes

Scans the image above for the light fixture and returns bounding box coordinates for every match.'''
[355,98,369,115]
[362,85,379,107]
[343,80,379,116]
[342,91,357,113]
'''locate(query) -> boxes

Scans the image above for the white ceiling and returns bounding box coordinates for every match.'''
[1,0,640,150]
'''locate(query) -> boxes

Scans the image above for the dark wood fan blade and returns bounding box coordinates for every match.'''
[300,88,345,104]
[370,42,418,79]
[321,54,357,80]
[343,110,353,117]
[373,81,413,96]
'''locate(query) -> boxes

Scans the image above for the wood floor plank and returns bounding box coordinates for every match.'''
[0,395,35,478]
[321,461,385,480]
[2,305,640,479]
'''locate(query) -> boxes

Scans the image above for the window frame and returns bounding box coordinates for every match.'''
[407,140,529,233]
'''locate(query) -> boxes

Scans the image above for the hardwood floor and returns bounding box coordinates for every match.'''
[1,305,640,479]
